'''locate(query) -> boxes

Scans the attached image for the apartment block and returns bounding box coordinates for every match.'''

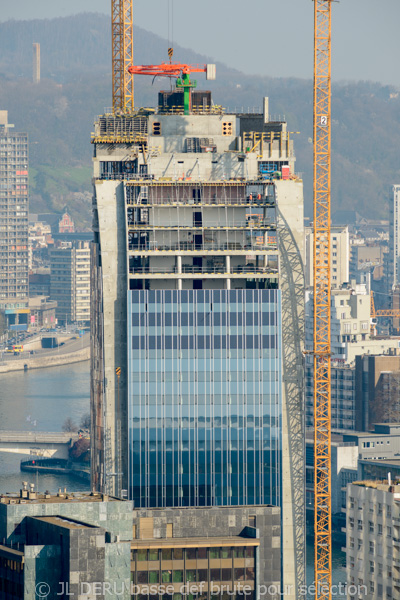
[305,362,355,430]
[50,240,90,324]
[0,110,29,329]
[344,481,400,600]
[305,224,349,288]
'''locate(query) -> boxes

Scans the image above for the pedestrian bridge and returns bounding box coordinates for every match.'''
[0,431,80,459]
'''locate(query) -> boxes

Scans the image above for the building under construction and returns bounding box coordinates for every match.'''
[91,69,305,595]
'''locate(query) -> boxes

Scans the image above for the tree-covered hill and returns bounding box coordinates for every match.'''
[0,13,399,227]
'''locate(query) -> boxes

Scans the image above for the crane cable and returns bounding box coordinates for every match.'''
[168,0,174,62]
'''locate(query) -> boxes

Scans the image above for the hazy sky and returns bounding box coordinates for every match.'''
[3,0,400,86]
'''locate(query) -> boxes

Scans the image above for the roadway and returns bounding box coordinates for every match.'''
[0,333,90,362]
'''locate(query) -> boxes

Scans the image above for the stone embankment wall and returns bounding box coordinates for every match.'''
[0,347,90,373]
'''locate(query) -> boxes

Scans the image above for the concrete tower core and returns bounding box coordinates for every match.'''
[91,92,305,596]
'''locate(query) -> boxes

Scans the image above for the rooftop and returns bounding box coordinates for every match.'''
[0,490,119,505]
[33,516,98,530]
[131,536,260,550]
[351,480,400,493]
[358,458,400,467]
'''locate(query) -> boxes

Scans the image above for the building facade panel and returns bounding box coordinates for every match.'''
[128,288,282,508]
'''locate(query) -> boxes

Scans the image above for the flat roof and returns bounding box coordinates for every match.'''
[33,516,98,530]
[131,536,260,550]
[0,545,24,561]
[0,491,119,505]
[351,480,400,492]
[359,458,400,467]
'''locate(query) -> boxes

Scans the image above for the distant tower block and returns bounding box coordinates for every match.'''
[33,43,40,84]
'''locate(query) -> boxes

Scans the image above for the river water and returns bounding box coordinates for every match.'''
[0,361,91,494]
[0,361,346,595]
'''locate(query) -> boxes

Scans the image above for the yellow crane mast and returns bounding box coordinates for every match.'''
[313,1,333,599]
[112,0,134,113]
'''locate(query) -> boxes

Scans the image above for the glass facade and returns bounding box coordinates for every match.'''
[128,289,282,508]
[130,544,256,600]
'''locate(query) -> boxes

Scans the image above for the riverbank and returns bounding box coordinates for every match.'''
[0,346,90,373]
[21,458,90,483]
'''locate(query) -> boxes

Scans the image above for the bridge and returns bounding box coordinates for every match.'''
[0,431,80,459]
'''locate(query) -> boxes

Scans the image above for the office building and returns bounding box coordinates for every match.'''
[50,240,91,324]
[91,83,305,595]
[305,432,358,517]
[344,480,400,600]
[305,362,356,430]
[305,224,349,288]
[0,110,29,330]
[355,353,400,431]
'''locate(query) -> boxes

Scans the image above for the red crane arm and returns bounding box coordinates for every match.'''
[127,62,207,78]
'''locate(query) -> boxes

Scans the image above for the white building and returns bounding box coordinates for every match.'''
[305,224,349,288]
[305,283,400,430]
[344,480,400,600]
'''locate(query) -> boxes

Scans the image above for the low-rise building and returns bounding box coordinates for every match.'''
[344,480,400,600]
[344,424,400,462]
[28,296,57,329]
[0,488,133,600]
[131,506,281,600]
[0,488,281,600]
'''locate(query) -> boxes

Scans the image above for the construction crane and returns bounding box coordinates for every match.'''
[127,62,216,115]
[370,290,400,333]
[112,0,134,113]
[313,2,333,599]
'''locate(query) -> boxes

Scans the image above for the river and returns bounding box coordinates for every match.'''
[0,361,90,494]
[0,360,346,595]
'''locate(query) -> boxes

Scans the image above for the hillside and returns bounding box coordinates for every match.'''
[0,13,399,228]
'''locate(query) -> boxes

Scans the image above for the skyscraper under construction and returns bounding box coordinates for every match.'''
[91,72,305,596]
